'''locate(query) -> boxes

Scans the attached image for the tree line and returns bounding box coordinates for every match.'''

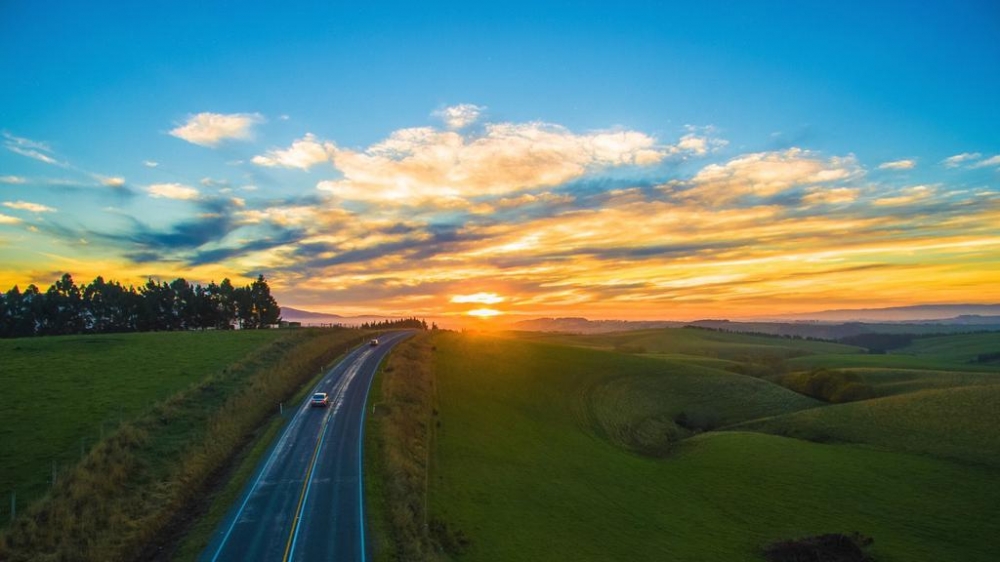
[359,317,432,330]
[0,273,281,338]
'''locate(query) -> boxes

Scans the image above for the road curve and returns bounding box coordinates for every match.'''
[201,330,412,562]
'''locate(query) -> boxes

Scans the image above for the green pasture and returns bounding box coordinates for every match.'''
[0,330,286,515]
[427,331,1000,561]
[892,332,1000,363]
[739,384,1000,467]
[519,327,862,359]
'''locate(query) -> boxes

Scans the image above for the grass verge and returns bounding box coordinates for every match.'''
[366,332,455,561]
[0,328,370,561]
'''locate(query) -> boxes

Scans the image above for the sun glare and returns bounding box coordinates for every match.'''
[467,308,502,318]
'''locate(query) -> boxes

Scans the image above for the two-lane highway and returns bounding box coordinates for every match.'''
[201,331,411,562]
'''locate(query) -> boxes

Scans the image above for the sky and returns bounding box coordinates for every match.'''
[1,1,999,323]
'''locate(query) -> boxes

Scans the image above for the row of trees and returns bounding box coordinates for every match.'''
[0,273,281,338]
[359,317,432,331]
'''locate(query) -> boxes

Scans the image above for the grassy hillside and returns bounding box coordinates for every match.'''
[891,332,1000,363]
[426,332,1000,561]
[787,352,999,372]
[842,368,1000,398]
[522,327,862,360]
[0,330,288,514]
[579,358,820,455]
[0,328,369,561]
[739,384,1000,467]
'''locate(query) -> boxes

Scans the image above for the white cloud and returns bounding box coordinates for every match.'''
[433,104,486,129]
[252,133,335,170]
[4,200,56,213]
[317,122,670,204]
[147,183,200,200]
[0,175,26,184]
[101,176,126,187]
[878,159,916,170]
[143,160,159,168]
[0,213,22,225]
[669,126,728,157]
[170,112,264,147]
[802,187,861,206]
[942,152,981,168]
[679,148,862,204]
[971,155,1000,169]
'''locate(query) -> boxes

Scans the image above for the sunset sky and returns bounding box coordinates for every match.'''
[2,1,998,322]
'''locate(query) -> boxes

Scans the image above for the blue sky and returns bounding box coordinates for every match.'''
[2,1,998,320]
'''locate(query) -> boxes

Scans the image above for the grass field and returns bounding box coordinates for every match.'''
[0,330,287,516]
[0,328,370,561]
[522,327,863,360]
[424,330,1000,561]
[891,332,1000,363]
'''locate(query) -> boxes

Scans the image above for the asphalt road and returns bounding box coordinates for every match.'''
[201,331,412,562]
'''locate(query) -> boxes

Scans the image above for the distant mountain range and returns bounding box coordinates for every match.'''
[280,306,422,327]
[510,305,1000,337]
[281,307,344,321]
[767,304,1000,323]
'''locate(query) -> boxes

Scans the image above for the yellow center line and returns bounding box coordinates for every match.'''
[282,414,329,562]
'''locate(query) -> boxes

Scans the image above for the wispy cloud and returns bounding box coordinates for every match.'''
[252,133,334,170]
[873,185,935,206]
[170,112,264,147]
[147,183,200,200]
[0,175,26,184]
[0,213,23,225]
[4,200,56,213]
[971,155,1000,169]
[942,152,981,168]
[143,160,159,168]
[878,159,916,170]
[3,132,64,166]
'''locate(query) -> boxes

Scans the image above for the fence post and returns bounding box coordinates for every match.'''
[279,402,283,416]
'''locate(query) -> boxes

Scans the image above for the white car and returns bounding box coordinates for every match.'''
[310,392,329,407]
[370,338,379,347]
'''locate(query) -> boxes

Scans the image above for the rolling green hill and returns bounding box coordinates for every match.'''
[738,384,1000,467]
[891,332,1000,363]
[424,331,1000,561]
[520,326,862,360]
